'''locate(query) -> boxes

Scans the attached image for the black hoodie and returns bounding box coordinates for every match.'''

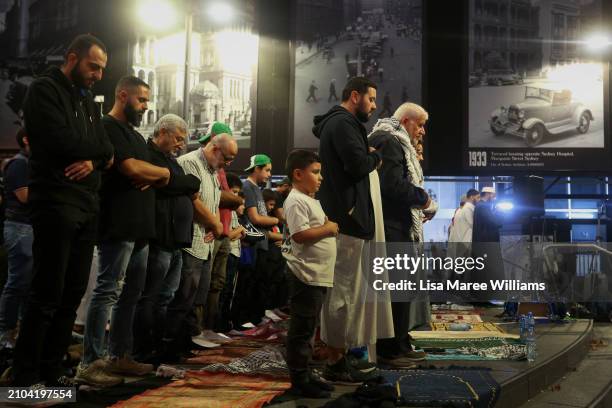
[22,66,114,213]
[313,105,382,240]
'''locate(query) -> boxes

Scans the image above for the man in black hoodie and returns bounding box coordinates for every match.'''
[9,34,114,387]
[313,76,383,383]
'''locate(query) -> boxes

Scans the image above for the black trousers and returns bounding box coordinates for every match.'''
[377,224,414,358]
[164,252,208,353]
[285,272,326,384]
[12,204,97,385]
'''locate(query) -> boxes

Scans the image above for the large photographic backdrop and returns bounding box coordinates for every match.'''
[292,0,423,149]
[0,0,258,153]
[465,0,609,171]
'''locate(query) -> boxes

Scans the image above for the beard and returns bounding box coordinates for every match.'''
[356,109,370,123]
[70,61,90,89]
[124,103,144,127]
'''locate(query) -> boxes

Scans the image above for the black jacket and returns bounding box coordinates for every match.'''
[147,139,200,250]
[313,105,382,240]
[22,66,114,212]
[368,132,428,234]
[472,201,501,243]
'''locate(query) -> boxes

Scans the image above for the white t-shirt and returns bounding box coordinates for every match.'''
[282,189,336,287]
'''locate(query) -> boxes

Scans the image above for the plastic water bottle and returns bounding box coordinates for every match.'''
[526,325,537,362]
[527,312,535,333]
[519,315,526,341]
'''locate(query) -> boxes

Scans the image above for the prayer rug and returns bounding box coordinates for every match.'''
[381,368,500,408]
[411,333,522,351]
[110,372,290,408]
[430,322,505,333]
[410,330,519,340]
[425,343,526,361]
[186,347,261,365]
[431,313,483,324]
[200,346,288,378]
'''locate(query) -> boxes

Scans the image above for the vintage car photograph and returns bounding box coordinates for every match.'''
[489,86,594,147]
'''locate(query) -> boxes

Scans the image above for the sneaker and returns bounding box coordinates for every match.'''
[346,354,377,373]
[402,349,427,361]
[322,357,377,385]
[106,356,153,376]
[378,355,419,368]
[0,328,18,349]
[47,375,78,389]
[309,370,334,392]
[288,381,331,399]
[74,360,123,387]
[0,366,13,386]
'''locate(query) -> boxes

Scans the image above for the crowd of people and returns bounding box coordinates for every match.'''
[0,32,490,400]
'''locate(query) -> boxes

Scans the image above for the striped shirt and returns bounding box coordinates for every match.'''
[230,210,241,257]
[178,148,220,260]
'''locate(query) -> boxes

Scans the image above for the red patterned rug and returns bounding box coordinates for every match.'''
[110,371,290,408]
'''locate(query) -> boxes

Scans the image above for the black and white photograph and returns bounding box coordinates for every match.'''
[0,0,257,152]
[468,0,604,150]
[292,0,422,149]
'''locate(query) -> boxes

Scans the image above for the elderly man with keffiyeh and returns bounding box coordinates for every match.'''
[368,102,438,367]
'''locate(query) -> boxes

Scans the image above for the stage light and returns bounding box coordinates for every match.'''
[496,201,514,211]
[137,0,177,29]
[585,34,611,51]
[208,3,234,23]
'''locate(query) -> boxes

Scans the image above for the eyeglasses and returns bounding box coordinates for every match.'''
[220,151,235,164]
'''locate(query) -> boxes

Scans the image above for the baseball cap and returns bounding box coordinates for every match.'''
[481,186,496,194]
[198,122,233,144]
[245,154,272,171]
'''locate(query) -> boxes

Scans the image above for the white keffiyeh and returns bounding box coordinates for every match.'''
[368,117,437,242]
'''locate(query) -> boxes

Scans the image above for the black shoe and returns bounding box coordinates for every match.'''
[309,370,334,392]
[346,354,377,372]
[288,381,331,399]
[322,357,377,385]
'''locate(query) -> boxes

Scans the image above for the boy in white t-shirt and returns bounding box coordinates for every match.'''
[282,150,339,398]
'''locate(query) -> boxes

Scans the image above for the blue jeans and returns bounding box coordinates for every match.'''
[0,221,34,333]
[133,246,182,359]
[83,240,149,364]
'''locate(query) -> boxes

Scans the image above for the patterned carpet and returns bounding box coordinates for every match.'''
[110,372,290,408]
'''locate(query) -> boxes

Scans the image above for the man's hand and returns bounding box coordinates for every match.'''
[421,195,432,210]
[104,156,114,170]
[204,231,215,243]
[153,173,170,188]
[231,226,246,240]
[369,147,383,169]
[324,218,339,237]
[212,221,224,238]
[422,212,435,223]
[65,160,94,181]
